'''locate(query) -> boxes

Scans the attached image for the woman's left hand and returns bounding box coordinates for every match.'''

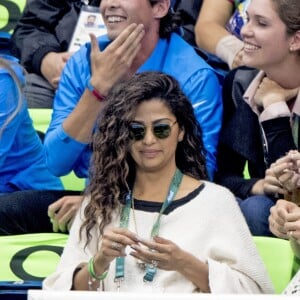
[284,208,300,243]
[130,236,185,271]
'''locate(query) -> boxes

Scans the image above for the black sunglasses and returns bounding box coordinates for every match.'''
[129,121,178,141]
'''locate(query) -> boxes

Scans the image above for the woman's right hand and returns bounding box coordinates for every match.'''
[264,151,300,194]
[269,199,292,239]
[269,199,300,241]
[254,77,299,109]
[93,227,139,273]
[263,160,292,195]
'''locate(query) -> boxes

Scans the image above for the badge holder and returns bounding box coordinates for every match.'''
[68,5,107,53]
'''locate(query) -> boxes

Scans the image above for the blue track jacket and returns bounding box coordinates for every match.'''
[0,57,63,192]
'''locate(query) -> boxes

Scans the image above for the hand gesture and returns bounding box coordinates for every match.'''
[48,195,83,232]
[89,23,145,96]
[94,227,139,271]
[41,51,73,89]
[269,199,294,239]
[269,199,300,242]
[130,236,186,272]
[264,151,300,194]
[231,48,244,69]
[254,77,298,109]
[284,206,300,244]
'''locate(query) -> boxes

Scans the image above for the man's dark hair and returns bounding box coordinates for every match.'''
[149,0,181,39]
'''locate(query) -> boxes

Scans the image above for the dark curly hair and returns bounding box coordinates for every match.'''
[80,71,207,245]
[148,0,181,39]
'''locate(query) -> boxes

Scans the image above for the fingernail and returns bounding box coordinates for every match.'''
[130,244,141,251]
[134,235,141,242]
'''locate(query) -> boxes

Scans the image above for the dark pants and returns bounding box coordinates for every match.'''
[0,190,81,235]
[24,74,55,108]
[237,195,275,237]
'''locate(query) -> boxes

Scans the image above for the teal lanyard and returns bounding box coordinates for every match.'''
[114,168,183,289]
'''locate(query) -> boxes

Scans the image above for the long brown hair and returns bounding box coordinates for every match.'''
[271,0,300,56]
[80,71,207,245]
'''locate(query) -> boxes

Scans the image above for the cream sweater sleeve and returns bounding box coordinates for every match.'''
[216,35,244,69]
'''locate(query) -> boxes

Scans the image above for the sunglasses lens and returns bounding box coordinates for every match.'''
[129,122,174,140]
[153,124,171,139]
[129,124,145,140]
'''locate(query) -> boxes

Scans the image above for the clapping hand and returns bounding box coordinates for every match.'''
[269,199,300,242]
[264,150,300,195]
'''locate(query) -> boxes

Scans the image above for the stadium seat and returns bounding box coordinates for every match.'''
[253,236,298,294]
[0,233,68,300]
[0,233,68,281]
[28,108,85,191]
[0,234,298,296]
[0,0,26,33]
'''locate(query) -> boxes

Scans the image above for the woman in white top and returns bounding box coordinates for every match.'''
[44,71,273,293]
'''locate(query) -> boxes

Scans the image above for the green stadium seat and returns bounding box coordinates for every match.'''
[0,233,298,294]
[28,108,85,191]
[253,236,299,294]
[0,0,26,33]
[0,233,68,281]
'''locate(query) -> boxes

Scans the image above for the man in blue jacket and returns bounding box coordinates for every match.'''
[11,0,101,108]
[44,0,222,230]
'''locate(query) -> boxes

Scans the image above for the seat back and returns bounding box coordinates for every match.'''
[0,233,68,281]
[253,236,297,294]
[0,233,298,295]
[0,0,27,56]
[28,108,85,191]
[0,0,26,33]
[0,233,68,300]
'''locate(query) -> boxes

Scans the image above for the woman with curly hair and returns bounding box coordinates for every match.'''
[44,72,273,294]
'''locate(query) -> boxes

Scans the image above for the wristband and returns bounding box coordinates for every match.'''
[86,80,106,102]
[88,257,108,281]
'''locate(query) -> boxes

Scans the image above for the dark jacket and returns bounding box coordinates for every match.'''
[10,0,100,75]
[214,66,297,199]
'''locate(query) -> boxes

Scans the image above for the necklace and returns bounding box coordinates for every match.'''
[114,168,183,290]
[131,197,147,270]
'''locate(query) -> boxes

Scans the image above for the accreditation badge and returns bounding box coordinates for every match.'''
[68,5,107,53]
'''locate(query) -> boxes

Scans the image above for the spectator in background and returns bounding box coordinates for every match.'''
[267,152,300,294]
[5,0,221,234]
[10,0,101,108]
[268,152,300,237]
[44,0,222,184]
[214,0,300,236]
[195,0,250,71]
[0,55,79,234]
[269,198,300,295]
[44,72,273,294]
[0,56,62,193]
[43,0,221,234]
